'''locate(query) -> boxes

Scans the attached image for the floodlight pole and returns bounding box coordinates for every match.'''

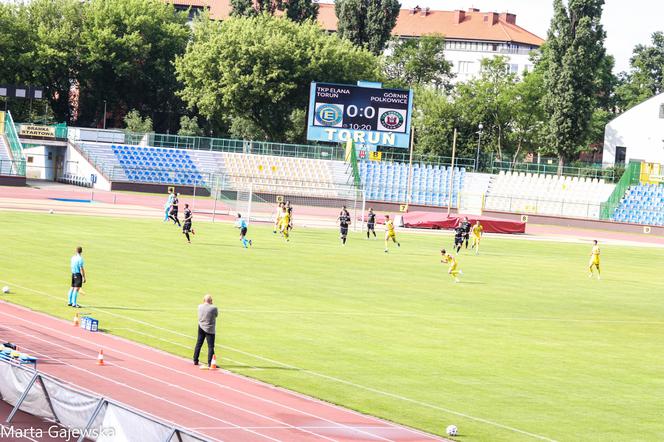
[103,100,107,129]
[405,126,415,208]
[475,123,484,172]
[447,128,458,217]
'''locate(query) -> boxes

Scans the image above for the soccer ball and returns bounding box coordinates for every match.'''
[49,209,54,214]
[446,425,458,436]
[2,286,10,294]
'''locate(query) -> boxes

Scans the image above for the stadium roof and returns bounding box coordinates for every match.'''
[168,1,544,47]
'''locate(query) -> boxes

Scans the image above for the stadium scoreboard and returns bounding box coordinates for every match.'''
[307,82,413,148]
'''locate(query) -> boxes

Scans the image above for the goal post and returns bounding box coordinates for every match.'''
[214,177,366,231]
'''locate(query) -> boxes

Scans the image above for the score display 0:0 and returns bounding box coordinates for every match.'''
[346,105,376,119]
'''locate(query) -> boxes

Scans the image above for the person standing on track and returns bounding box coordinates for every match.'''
[366,208,376,239]
[169,193,181,226]
[67,246,86,308]
[182,203,195,243]
[338,206,351,246]
[193,294,218,368]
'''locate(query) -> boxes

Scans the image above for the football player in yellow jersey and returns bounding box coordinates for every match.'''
[470,220,484,255]
[279,206,290,241]
[273,202,283,234]
[588,239,601,279]
[440,249,461,283]
[383,214,401,253]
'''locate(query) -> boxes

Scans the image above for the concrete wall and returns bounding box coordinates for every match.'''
[23,145,60,180]
[64,143,112,191]
[603,93,664,166]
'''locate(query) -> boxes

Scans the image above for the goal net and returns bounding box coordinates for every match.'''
[458,192,485,216]
[211,176,365,231]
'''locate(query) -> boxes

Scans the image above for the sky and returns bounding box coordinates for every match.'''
[325,0,664,73]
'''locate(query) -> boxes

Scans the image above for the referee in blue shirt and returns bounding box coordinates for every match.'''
[67,246,86,308]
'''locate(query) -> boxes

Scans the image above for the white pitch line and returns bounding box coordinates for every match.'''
[0,311,394,442]
[1,281,556,441]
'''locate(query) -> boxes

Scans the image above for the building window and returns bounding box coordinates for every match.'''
[492,44,498,51]
[510,64,519,73]
[615,146,626,164]
[458,61,473,73]
[27,156,34,163]
[660,104,664,118]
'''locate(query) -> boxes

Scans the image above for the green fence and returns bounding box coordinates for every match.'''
[489,160,615,182]
[599,161,641,220]
[377,151,476,169]
[125,132,347,161]
[3,112,26,176]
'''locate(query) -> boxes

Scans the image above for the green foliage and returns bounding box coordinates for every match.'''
[230,0,255,17]
[383,35,454,90]
[284,0,319,23]
[177,116,203,137]
[76,0,190,130]
[175,14,381,141]
[335,0,400,54]
[230,0,318,22]
[124,109,153,133]
[615,32,664,110]
[542,0,607,167]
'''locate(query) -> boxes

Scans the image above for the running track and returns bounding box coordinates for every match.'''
[0,302,443,442]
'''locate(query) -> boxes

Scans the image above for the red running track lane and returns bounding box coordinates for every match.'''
[0,302,444,442]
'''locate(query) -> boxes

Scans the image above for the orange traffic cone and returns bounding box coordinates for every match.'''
[210,354,218,370]
[97,349,105,366]
[73,313,80,327]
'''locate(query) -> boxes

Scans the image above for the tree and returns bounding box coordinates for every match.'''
[26,0,84,123]
[335,0,400,54]
[124,109,153,133]
[616,32,664,110]
[384,35,454,90]
[456,57,520,161]
[178,116,203,137]
[230,0,256,17]
[230,0,318,22]
[285,0,319,23]
[541,0,607,169]
[77,0,190,131]
[175,14,381,142]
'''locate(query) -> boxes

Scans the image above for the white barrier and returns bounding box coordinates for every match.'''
[0,359,207,442]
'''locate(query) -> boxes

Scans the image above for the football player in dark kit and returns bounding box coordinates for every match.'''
[366,208,377,239]
[338,206,351,245]
[182,203,195,243]
[169,192,181,226]
[454,225,465,254]
[461,216,472,249]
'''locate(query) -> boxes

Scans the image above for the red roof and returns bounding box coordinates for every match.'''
[169,2,544,47]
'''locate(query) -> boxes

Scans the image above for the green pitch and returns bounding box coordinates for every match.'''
[1,212,663,442]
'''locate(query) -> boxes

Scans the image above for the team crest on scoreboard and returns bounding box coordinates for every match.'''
[314,103,344,127]
[378,109,406,133]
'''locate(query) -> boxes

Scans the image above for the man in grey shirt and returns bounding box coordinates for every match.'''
[193,294,218,367]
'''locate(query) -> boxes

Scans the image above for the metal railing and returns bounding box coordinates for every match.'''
[376,151,476,170]
[599,161,641,220]
[489,160,615,182]
[485,194,603,219]
[3,112,26,175]
[0,158,26,177]
[68,127,347,161]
